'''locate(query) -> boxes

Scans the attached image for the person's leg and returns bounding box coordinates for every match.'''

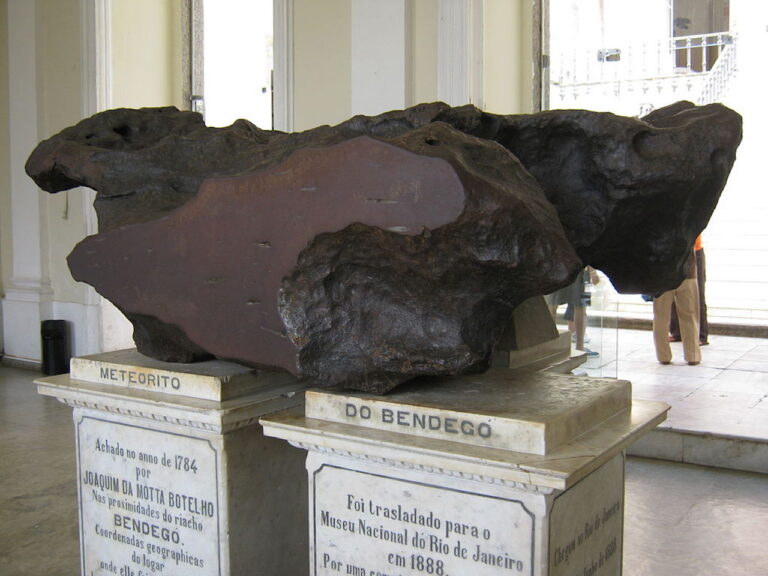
[697,249,708,344]
[669,301,681,341]
[653,291,675,363]
[564,279,579,340]
[675,278,701,364]
[563,302,574,332]
[573,306,587,350]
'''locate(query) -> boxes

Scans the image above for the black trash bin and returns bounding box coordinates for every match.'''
[41,319,70,375]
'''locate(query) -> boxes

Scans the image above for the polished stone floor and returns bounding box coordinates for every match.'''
[2,338,768,575]
[581,327,768,440]
[580,327,768,473]
[623,458,768,576]
[0,366,79,575]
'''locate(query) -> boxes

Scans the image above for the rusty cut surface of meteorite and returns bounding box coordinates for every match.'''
[67,135,461,374]
[26,101,742,392]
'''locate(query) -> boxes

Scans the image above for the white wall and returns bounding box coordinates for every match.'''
[292,0,351,130]
[2,0,107,364]
[110,0,183,109]
[350,0,411,116]
[1,0,185,365]
[484,0,535,114]
[412,0,439,105]
[1,0,72,364]
[291,0,535,130]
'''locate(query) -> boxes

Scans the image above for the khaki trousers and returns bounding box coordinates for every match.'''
[653,278,701,364]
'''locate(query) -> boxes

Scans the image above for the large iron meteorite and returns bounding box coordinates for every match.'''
[26,101,742,392]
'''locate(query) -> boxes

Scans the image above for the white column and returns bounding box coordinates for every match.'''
[273,0,294,132]
[82,0,133,354]
[2,0,53,363]
[437,0,484,108]
[81,0,112,115]
[77,0,118,356]
[351,0,412,116]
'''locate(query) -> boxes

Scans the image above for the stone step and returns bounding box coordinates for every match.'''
[628,427,768,475]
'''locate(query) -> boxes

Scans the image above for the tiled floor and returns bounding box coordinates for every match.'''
[0,366,79,575]
[623,457,768,576]
[1,330,767,575]
[576,327,768,472]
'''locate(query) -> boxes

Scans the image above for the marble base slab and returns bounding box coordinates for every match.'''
[70,348,280,401]
[262,370,667,575]
[306,370,631,455]
[37,350,308,576]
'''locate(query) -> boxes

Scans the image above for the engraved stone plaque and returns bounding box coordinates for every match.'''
[312,466,534,576]
[549,454,624,576]
[78,416,221,575]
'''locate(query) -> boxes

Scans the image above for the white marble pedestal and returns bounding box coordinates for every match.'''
[37,349,309,576]
[261,369,668,576]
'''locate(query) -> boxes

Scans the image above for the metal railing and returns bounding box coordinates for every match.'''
[550,32,737,106]
[696,36,738,104]
[672,32,734,74]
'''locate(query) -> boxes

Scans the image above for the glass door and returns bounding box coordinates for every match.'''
[190,0,275,129]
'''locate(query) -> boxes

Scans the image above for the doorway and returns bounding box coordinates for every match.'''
[191,0,275,129]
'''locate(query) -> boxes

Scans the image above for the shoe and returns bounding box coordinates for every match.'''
[579,347,599,357]
[659,361,671,365]
[688,361,700,366]
[571,333,592,344]
[668,335,681,342]
[700,340,709,346]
